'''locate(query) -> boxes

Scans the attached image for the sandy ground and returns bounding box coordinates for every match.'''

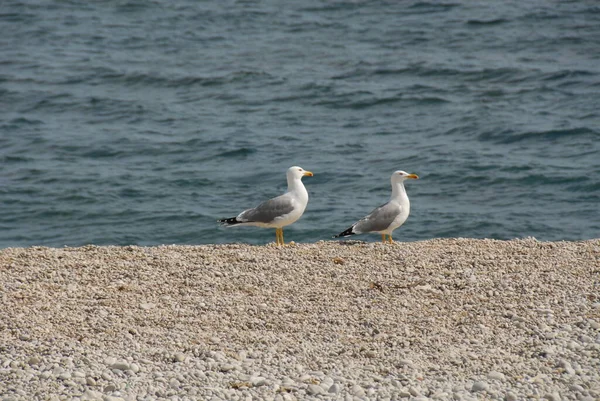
[1,238,599,401]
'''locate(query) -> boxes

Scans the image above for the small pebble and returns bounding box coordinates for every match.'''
[58,372,72,380]
[544,392,562,401]
[307,384,325,395]
[351,385,366,397]
[104,357,116,366]
[27,357,41,366]
[409,386,421,397]
[471,381,488,392]
[398,359,414,368]
[103,384,116,393]
[111,362,130,371]
[220,364,235,372]
[251,376,267,387]
[487,371,505,381]
[570,384,584,392]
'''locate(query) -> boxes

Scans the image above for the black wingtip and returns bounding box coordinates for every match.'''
[218,217,240,226]
[334,226,355,238]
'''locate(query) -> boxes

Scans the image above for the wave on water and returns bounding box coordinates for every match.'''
[407,2,460,12]
[216,147,257,158]
[479,127,598,145]
[466,18,509,26]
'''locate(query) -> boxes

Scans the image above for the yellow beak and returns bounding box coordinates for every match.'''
[407,173,419,179]
[303,171,314,177]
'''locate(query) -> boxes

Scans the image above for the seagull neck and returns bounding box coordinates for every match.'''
[391,181,407,201]
[287,177,307,195]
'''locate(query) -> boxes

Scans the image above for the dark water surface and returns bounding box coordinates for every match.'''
[1,0,599,247]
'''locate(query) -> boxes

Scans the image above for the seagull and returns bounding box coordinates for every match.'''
[334,170,419,243]
[218,166,314,246]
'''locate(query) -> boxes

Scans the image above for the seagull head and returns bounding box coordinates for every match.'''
[392,170,419,183]
[288,166,314,180]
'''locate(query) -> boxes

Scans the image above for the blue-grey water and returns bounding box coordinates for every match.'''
[1,0,599,247]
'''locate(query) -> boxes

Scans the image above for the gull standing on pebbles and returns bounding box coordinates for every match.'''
[334,170,419,243]
[219,166,313,246]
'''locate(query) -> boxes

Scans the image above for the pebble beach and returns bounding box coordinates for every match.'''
[1,238,599,401]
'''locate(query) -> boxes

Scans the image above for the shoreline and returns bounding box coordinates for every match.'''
[1,238,599,400]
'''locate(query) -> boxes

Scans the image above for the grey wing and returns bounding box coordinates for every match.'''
[353,201,402,233]
[238,194,296,223]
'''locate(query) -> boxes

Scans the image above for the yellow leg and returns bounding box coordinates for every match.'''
[275,228,285,246]
[388,234,393,244]
[381,234,386,243]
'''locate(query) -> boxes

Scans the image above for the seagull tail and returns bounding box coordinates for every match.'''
[218,217,242,226]
[334,226,356,238]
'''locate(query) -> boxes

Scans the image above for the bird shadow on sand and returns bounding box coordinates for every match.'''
[332,240,368,246]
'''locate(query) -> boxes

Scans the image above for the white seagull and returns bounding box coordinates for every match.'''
[219,166,314,246]
[334,170,419,243]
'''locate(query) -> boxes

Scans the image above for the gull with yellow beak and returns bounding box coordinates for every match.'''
[219,166,313,246]
[334,170,419,243]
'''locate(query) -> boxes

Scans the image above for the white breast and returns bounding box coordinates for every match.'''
[383,202,410,234]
